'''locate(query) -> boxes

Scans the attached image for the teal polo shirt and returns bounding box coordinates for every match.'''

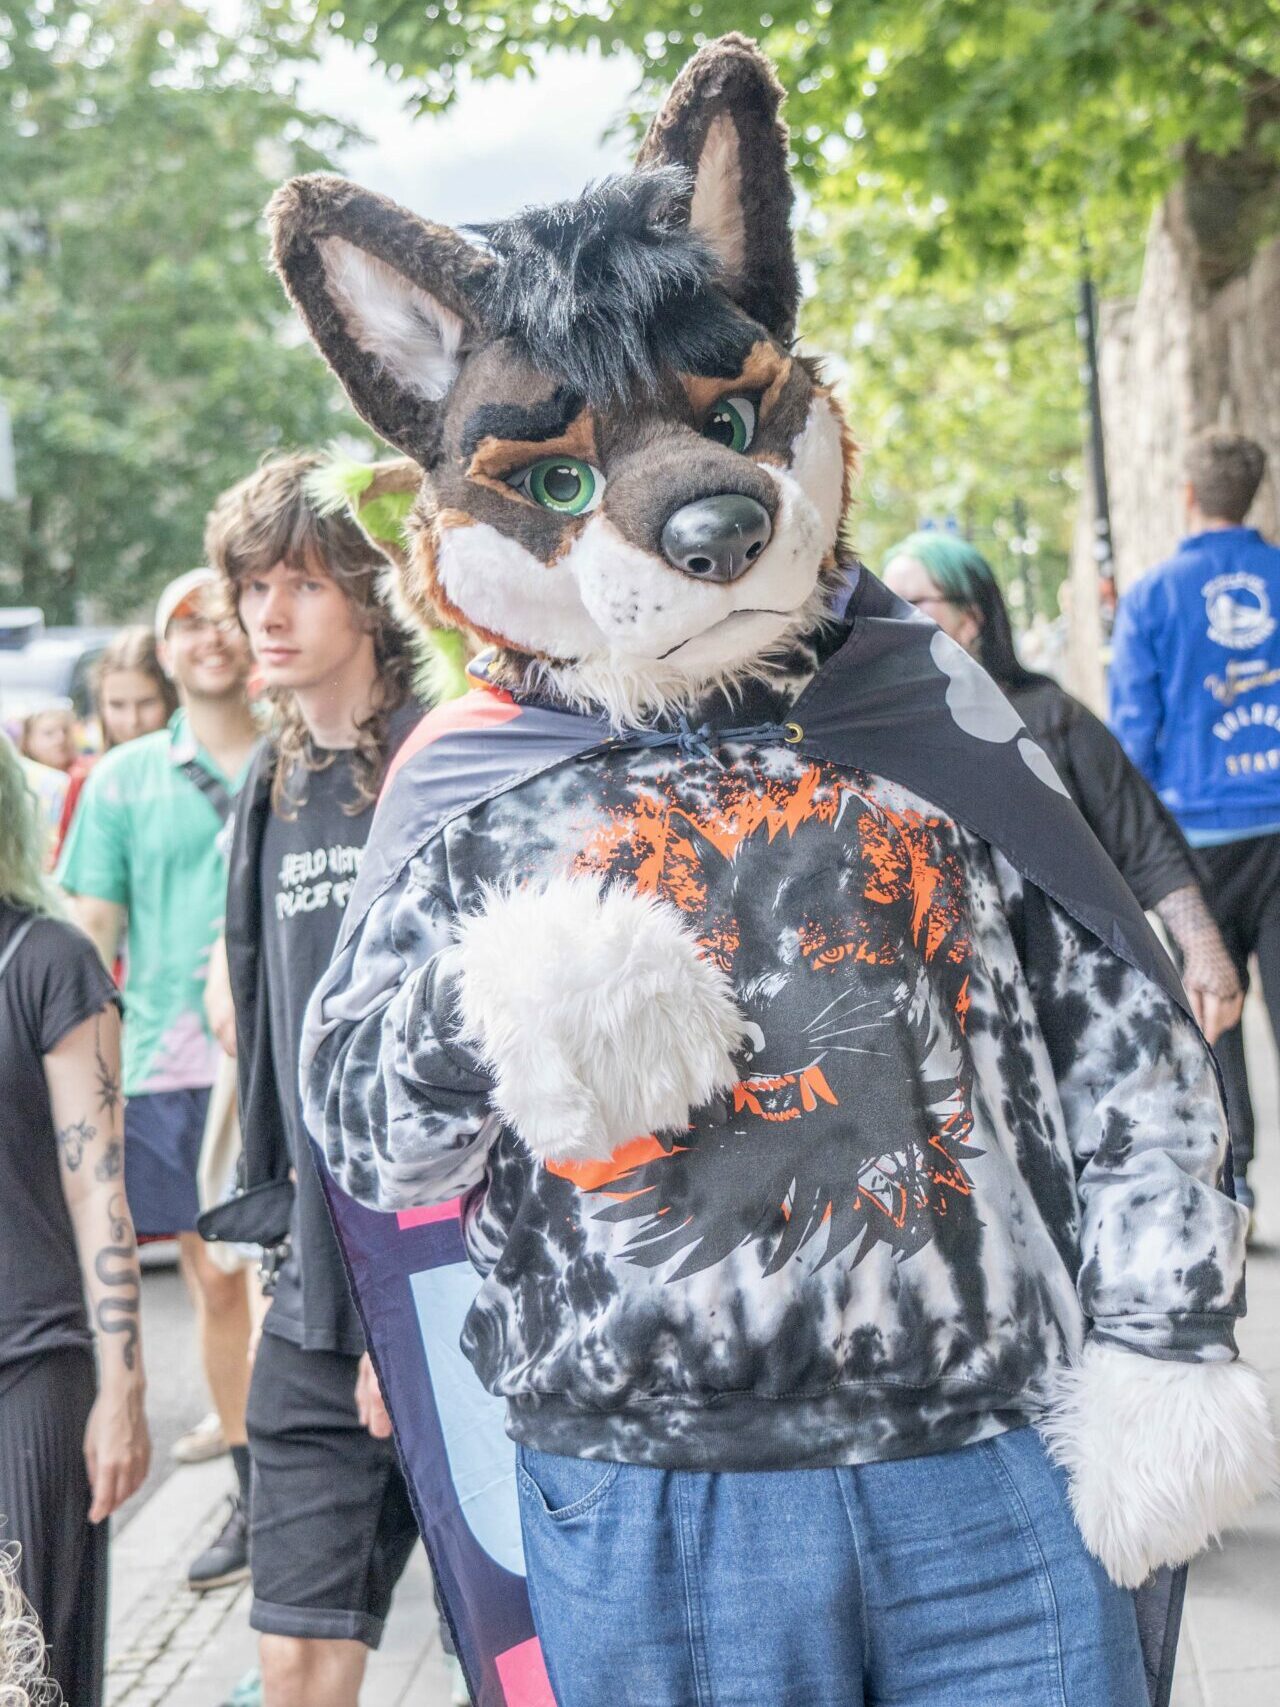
[57,711,252,1097]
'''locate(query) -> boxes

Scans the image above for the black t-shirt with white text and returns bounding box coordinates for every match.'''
[0,902,120,1370]
[260,748,386,1355]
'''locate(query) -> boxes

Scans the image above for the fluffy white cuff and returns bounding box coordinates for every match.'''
[454,874,747,1164]
[1041,1340,1278,1587]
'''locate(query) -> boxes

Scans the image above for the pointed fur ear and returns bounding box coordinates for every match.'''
[302,453,420,571]
[267,174,492,462]
[637,35,798,343]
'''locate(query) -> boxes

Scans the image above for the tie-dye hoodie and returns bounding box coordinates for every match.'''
[301,620,1246,1472]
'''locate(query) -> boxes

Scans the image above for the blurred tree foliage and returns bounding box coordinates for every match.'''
[316,0,1280,605]
[0,1,366,621]
[800,198,1083,587]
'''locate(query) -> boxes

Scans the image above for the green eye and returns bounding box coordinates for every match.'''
[703,396,757,452]
[511,457,604,515]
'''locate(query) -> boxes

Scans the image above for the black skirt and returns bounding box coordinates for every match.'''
[0,1346,107,1707]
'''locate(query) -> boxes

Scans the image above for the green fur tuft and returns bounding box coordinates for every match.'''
[358,489,415,548]
[303,454,412,548]
[305,453,471,707]
[303,453,377,511]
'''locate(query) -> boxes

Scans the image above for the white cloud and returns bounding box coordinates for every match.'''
[297,39,640,226]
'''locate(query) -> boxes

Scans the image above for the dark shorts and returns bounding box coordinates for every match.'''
[246,1329,420,1648]
[1192,830,1280,977]
[124,1086,210,1238]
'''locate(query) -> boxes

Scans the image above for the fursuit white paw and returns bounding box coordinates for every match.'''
[1041,1339,1278,1588]
[452,873,747,1165]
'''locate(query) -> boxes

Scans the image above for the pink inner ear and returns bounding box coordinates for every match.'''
[690,112,747,275]
[317,235,465,402]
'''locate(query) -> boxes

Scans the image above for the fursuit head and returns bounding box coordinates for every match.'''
[266,35,853,727]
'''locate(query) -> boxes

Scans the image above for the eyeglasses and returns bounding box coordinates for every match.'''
[169,613,239,637]
[901,593,958,611]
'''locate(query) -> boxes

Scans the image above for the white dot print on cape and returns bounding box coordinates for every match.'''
[928,629,1070,796]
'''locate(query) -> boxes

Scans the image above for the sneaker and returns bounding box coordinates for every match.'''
[188,1494,250,1592]
[220,1670,262,1707]
[446,1655,471,1706]
[173,1410,228,1465]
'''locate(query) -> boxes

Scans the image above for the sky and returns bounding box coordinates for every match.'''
[296,33,640,226]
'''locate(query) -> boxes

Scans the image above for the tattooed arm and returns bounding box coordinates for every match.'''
[1154,883,1245,1046]
[44,1002,150,1523]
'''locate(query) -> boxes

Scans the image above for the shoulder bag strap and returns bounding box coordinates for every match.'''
[176,756,235,825]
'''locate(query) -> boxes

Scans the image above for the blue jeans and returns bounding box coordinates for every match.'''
[516,1427,1148,1707]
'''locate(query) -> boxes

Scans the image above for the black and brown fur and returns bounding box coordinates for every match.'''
[267,36,858,708]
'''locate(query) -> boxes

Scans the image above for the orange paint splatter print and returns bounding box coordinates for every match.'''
[563,752,983,1280]
[577,761,852,916]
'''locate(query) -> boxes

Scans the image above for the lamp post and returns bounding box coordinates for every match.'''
[1076,269,1116,635]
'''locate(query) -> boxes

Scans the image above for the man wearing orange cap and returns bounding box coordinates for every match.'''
[59,570,261,1589]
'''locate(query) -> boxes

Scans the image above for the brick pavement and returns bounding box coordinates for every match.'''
[105,1458,452,1705]
[1170,996,1280,1707]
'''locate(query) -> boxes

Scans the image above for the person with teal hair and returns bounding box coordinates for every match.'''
[882,531,1042,688]
[883,532,1246,1068]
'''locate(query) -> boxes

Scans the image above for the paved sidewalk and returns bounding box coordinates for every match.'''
[105,1002,1280,1705]
[1171,997,1280,1707]
[105,1458,453,1705]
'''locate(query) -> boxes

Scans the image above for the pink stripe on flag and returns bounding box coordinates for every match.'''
[495,1637,556,1706]
[396,1199,461,1228]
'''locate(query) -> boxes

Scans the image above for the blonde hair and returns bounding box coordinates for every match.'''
[205,452,415,816]
[0,737,61,916]
[18,707,73,763]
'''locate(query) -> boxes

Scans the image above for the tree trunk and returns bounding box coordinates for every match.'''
[1066,185,1280,708]
[19,489,45,607]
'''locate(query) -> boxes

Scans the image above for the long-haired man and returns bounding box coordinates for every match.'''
[204,454,433,1707]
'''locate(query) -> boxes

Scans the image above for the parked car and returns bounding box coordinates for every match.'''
[0,608,116,724]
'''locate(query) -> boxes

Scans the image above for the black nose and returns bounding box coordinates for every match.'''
[660,495,772,584]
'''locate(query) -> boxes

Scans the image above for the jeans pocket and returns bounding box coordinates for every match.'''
[516,1444,622,1521]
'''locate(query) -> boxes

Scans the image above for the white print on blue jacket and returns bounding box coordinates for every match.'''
[1110,526,1280,831]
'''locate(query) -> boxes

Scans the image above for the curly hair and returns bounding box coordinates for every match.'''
[0,736,62,916]
[205,452,416,816]
[0,1545,60,1706]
